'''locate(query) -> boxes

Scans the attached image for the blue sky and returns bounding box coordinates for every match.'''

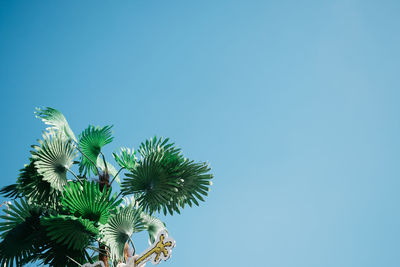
[1,0,400,266]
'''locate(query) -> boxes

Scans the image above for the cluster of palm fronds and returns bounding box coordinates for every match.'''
[0,107,213,267]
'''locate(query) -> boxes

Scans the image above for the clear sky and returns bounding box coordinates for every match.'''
[1,1,400,266]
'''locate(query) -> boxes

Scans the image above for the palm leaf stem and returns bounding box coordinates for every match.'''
[66,255,82,266]
[129,237,136,256]
[115,191,123,201]
[67,169,84,185]
[88,246,108,254]
[110,167,125,185]
[96,239,110,248]
[100,152,108,172]
[84,250,93,264]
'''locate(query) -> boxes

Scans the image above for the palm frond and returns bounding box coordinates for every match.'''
[35,238,89,267]
[137,136,179,158]
[17,158,61,208]
[0,184,20,199]
[41,215,98,250]
[31,131,78,191]
[0,198,42,267]
[140,212,167,244]
[121,137,213,215]
[31,223,91,267]
[113,147,137,171]
[168,159,213,210]
[62,181,122,224]
[35,107,77,142]
[100,206,145,261]
[78,125,113,176]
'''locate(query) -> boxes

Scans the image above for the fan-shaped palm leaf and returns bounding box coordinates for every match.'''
[121,137,213,215]
[0,198,42,267]
[31,131,78,191]
[35,237,90,267]
[35,107,77,142]
[41,215,98,250]
[78,125,113,176]
[140,212,167,244]
[113,147,137,171]
[168,159,213,211]
[100,206,145,261]
[62,181,122,224]
[137,136,179,158]
[16,158,61,208]
[0,184,20,199]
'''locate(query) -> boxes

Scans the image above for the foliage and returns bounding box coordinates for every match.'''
[121,137,213,215]
[100,206,145,261]
[0,107,213,267]
[41,215,99,250]
[31,130,78,191]
[78,125,113,176]
[62,181,121,224]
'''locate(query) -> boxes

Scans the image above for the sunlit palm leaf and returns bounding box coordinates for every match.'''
[121,137,213,215]
[35,107,77,142]
[140,212,167,244]
[113,147,137,171]
[31,131,78,191]
[0,198,42,267]
[100,206,145,261]
[78,125,113,176]
[41,215,99,250]
[62,181,122,224]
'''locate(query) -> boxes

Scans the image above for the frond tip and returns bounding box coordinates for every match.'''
[35,107,77,141]
[113,147,137,171]
[0,184,20,198]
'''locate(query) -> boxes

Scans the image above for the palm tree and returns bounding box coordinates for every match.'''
[0,107,213,267]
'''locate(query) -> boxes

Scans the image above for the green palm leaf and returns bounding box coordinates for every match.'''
[62,181,122,224]
[35,238,90,267]
[41,215,98,250]
[137,136,179,158]
[78,125,113,176]
[0,198,42,267]
[100,206,145,261]
[140,212,167,244]
[121,137,213,215]
[17,158,61,208]
[0,184,20,199]
[31,131,78,191]
[113,147,137,171]
[168,159,213,210]
[35,107,77,142]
